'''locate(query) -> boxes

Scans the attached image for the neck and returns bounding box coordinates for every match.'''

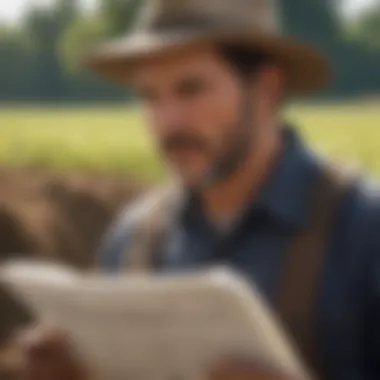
[201,124,282,223]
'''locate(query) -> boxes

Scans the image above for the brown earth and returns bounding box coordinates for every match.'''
[0,167,150,380]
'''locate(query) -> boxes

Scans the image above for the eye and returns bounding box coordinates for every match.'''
[176,77,209,99]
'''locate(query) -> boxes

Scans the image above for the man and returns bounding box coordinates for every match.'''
[16,0,380,379]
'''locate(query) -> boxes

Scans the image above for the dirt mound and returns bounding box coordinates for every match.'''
[0,167,147,262]
[0,167,150,366]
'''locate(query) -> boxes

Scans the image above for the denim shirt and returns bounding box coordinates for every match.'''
[98,127,380,380]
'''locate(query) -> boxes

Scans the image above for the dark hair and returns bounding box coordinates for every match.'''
[219,45,273,78]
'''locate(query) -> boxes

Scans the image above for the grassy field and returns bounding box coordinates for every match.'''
[0,102,379,179]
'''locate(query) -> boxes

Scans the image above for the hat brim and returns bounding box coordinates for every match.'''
[83,29,331,95]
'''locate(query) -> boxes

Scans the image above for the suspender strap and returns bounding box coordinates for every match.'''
[277,164,355,378]
[123,183,180,271]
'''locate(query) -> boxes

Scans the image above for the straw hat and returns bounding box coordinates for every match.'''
[84,0,331,94]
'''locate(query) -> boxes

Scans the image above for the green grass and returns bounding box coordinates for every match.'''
[0,102,379,178]
[0,106,164,179]
[286,103,380,176]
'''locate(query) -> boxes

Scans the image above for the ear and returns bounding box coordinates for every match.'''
[254,64,285,116]
[263,64,284,106]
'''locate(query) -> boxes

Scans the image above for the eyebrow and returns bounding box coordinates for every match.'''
[132,70,211,96]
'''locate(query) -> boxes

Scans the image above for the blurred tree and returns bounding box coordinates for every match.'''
[0,28,37,100]
[348,5,380,49]
[100,0,143,36]
[59,14,126,101]
[57,0,144,101]
[281,0,341,46]
[20,0,80,101]
[59,15,110,75]
[55,0,80,25]
[281,0,380,97]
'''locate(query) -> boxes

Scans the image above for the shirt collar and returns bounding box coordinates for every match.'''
[255,126,318,226]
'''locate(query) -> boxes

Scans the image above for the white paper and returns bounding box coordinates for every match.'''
[0,260,311,380]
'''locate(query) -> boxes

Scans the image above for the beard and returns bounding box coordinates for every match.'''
[199,122,253,189]
[159,121,254,191]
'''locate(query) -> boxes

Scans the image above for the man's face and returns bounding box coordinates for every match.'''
[133,44,253,187]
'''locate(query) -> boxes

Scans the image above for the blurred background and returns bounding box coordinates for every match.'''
[1,0,380,175]
[0,0,379,377]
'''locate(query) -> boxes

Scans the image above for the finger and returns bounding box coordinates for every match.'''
[17,325,71,361]
[20,345,87,380]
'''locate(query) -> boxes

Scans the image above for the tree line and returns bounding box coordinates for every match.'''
[0,0,379,103]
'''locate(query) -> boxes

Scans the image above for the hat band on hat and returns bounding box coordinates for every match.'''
[148,14,222,33]
[144,11,277,36]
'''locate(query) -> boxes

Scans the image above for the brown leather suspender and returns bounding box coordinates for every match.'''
[277,164,354,378]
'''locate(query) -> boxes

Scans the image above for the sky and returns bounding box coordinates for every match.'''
[0,0,97,24]
[0,0,377,25]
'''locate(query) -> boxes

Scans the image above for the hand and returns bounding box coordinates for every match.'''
[207,358,296,380]
[15,324,89,380]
